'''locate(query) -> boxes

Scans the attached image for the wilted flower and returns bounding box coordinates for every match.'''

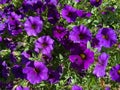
[12,65,25,79]
[93,52,109,77]
[106,6,116,12]
[91,37,102,52]
[47,4,60,24]
[53,25,67,40]
[48,66,63,84]
[0,61,9,78]
[21,50,32,64]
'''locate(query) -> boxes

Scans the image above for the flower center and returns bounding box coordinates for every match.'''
[49,73,54,78]
[96,0,99,2]
[42,42,48,47]
[67,12,73,17]
[102,35,108,40]
[64,35,68,39]
[32,23,37,29]
[80,53,86,60]
[42,54,49,59]
[118,70,120,75]
[34,68,40,73]
[79,34,84,39]
[57,29,62,33]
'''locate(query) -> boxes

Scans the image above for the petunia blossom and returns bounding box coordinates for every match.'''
[23,61,48,84]
[24,16,43,36]
[69,25,92,44]
[96,28,117,48]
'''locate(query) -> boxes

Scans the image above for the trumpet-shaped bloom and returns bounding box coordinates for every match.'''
[34,36,54,54]
[96,28,117,48]
[24,16,43,36]
[61,5,78,23]
[23,61,48,84]
[69,25,92,43]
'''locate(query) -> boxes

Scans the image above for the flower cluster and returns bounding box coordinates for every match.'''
[0,0,119,89]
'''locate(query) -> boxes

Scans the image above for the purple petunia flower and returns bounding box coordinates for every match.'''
[8,20,23,36]
[34,36,54,55]
[61,5,78,23]
[96,28,117,48]
[24,16,43,36]
[69,25,92,44]
[93,52,109,77]
[6,12,23,36]
[53,25,67,40]
[15,85,30,90]
[7,12,21,25]
[90,0,102,7]
[23,61,48,84]
[110,64,120,82]
[72,85,83,90]
[69,47,94,70]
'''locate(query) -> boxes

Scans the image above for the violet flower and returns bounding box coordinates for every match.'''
[34,36,54,55]
[96,28,117,48]
[24,16,43,36]
[23,61,48,84]
[69,25,92,44]
[61,5,78,23]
